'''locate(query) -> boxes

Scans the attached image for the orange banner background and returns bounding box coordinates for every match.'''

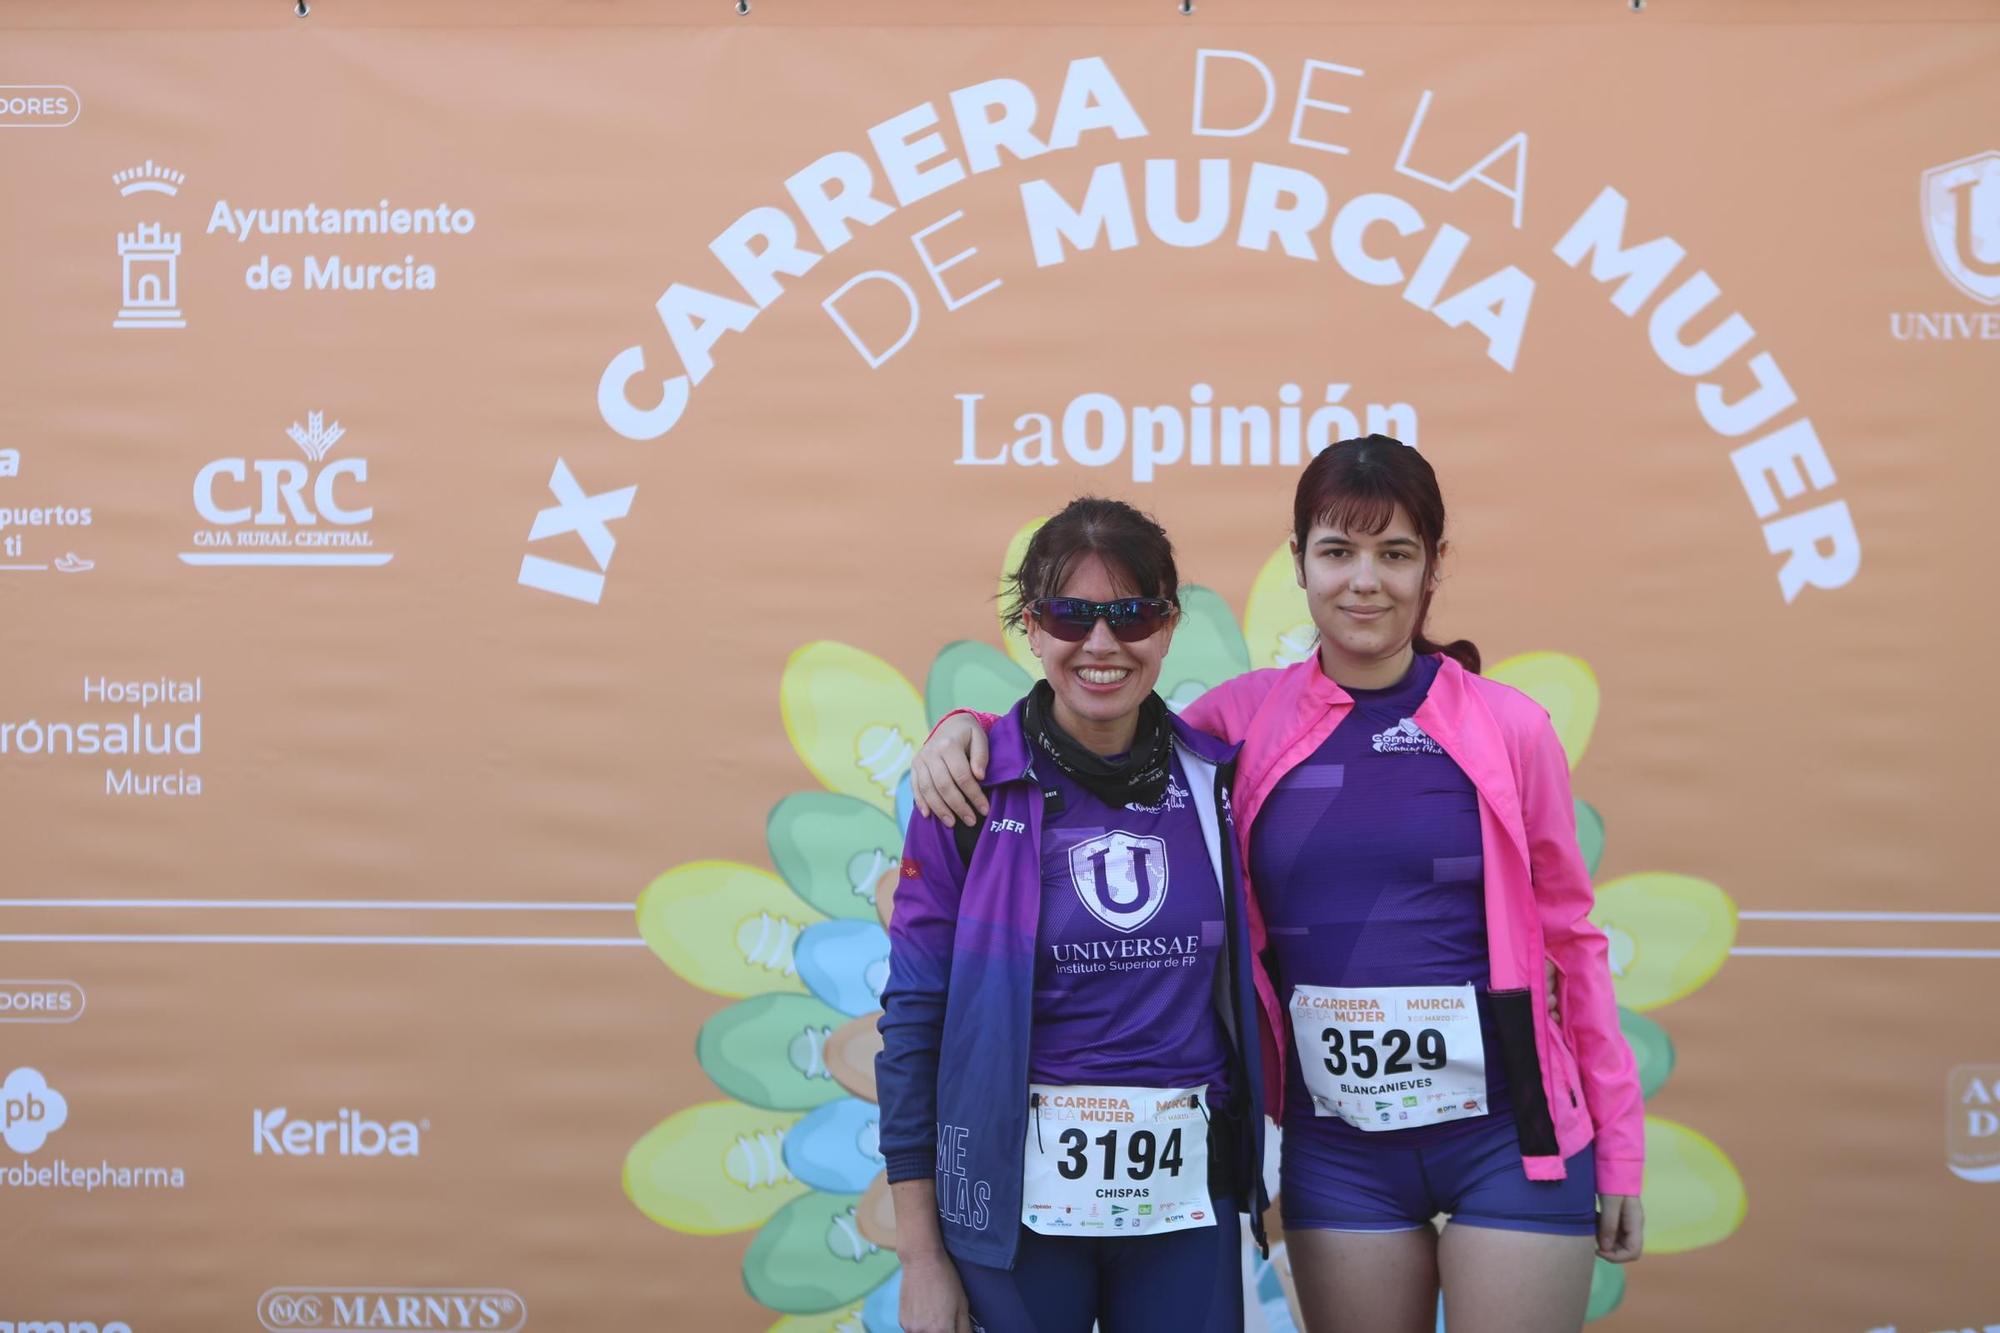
[1,4,1996,1330]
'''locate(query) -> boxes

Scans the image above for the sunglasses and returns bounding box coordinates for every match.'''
[1029,597,1177,643]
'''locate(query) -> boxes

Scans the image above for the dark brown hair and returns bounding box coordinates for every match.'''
[1291,434,1480,673]
[1002,496,1181,627]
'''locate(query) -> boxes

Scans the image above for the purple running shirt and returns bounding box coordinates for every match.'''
[1249,653,1510,1144]
[1028,752,1232,1106]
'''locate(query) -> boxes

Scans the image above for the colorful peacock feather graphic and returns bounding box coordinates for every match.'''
[627,524,1746,1330]
[624,638,918,1331]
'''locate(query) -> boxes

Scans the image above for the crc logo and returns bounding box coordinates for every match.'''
[1949,1064,2000,1182]
[1,1067,70,1154]
[253,1107,426,1158]
[256,1288,527,1332]
[1067,831,1169,934]
[184,411,391,567]
[1922,150,2000,305]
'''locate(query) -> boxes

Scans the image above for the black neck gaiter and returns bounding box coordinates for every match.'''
[1022,679,1174,810]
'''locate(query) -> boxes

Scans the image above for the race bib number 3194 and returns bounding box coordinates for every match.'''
[1021,1083,1213,1237]
[1288,983,1488,1131]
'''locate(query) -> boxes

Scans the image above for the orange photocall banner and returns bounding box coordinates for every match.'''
[1,3,1995,1329]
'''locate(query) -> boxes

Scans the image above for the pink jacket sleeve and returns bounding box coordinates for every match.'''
[1516,708,1646,1197]
[1176,670,1279,745]
[935,710,999,734]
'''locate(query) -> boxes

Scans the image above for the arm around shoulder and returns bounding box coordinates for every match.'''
[1176,667,1283,745]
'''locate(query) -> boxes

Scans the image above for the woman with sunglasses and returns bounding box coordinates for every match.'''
[909,438,1644,1333]
[876,496,1269,1333]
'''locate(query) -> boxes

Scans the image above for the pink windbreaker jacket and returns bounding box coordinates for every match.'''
[1179,655,1645,1197]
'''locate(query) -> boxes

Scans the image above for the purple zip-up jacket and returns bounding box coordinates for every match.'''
[875,697,1269,1270]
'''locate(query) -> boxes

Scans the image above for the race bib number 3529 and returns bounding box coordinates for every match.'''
[1288,983,1488,1131]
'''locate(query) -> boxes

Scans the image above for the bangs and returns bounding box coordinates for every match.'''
[1002,495,1181,625]
[1310,487,1399,540]
[1044,544,1149,600]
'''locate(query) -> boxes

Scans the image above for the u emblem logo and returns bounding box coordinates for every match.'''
[1947,177,2000,280]
[1068,831,1170,933]
[1922,151,2000,305]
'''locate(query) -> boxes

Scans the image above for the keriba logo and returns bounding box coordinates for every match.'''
[1068,831,1170,934]
[253,1107,427,1158]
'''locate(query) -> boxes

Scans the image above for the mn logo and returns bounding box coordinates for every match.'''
[1922,150,2000,305]
[1067,831,1169,933]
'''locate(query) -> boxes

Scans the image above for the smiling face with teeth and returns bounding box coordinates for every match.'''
[1023,552,1177,757]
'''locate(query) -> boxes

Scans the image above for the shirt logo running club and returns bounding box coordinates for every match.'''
[1371,718,1444,755]
[1068,831,1171,933]
[1124,776,1190,813]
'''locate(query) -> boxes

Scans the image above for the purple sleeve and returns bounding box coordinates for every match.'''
[874,809,967,1184]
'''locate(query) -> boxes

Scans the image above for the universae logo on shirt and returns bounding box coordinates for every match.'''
[1068,831,1170,933]
[1372,717,1443,755]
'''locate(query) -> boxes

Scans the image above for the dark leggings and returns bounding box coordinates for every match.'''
[955,1198,1244,1333]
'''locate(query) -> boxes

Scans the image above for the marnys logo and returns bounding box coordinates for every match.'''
[258,1289,526,1332]
[254,1107,428,1158]
[1948,1064,2000,1182]
[0,1319,133,1332]
[184,411,392,568]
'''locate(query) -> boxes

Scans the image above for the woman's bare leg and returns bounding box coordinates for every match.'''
[1435,1223,1595,1333]
[1285,1226,1438,1333]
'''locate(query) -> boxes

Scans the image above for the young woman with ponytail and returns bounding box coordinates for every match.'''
[910,436,1644,1333]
